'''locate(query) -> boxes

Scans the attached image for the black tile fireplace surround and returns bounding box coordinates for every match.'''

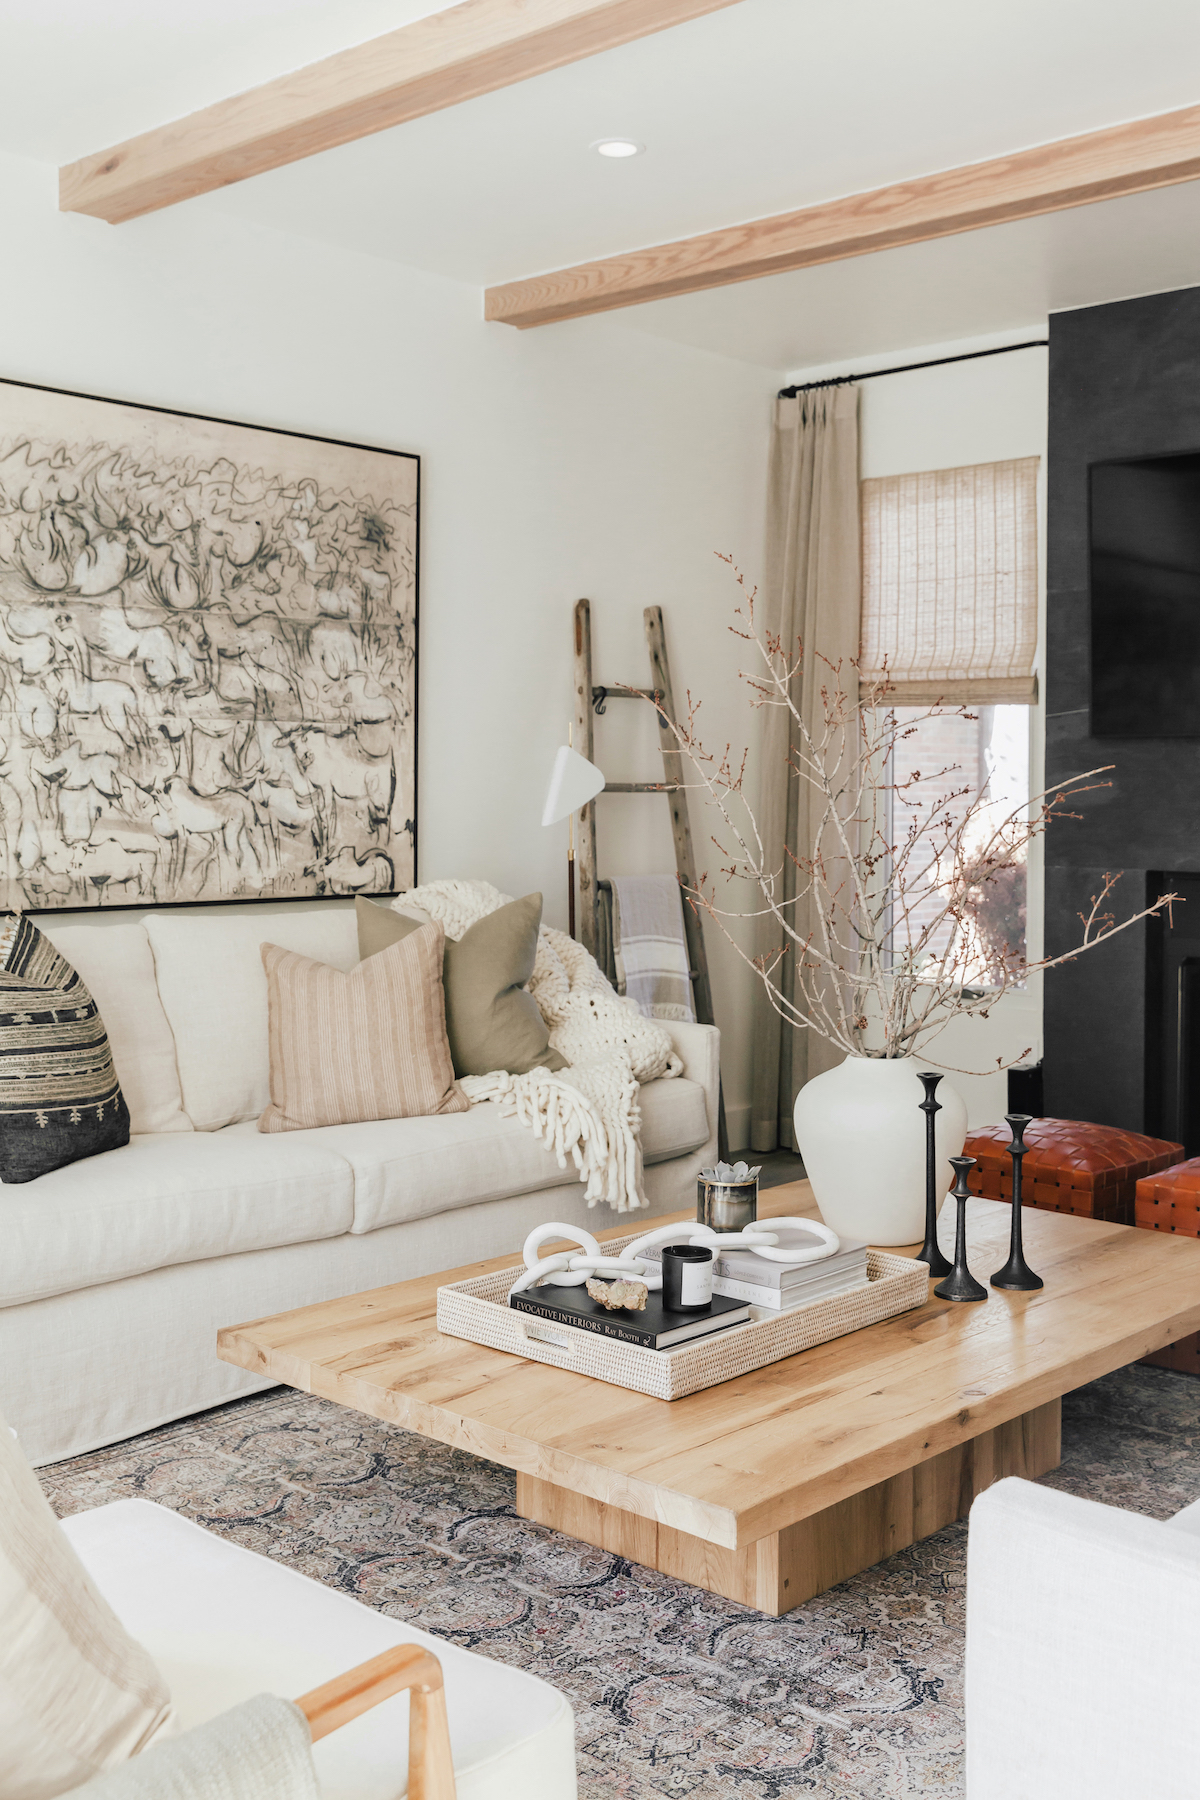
[1046,286,1200,1134]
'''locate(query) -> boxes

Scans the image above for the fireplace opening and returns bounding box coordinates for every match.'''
[1147,872,1200,1154]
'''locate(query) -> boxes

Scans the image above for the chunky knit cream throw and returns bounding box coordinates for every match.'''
[393,879,682,1212]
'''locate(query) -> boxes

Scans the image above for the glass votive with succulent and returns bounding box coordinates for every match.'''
[697,1160,762,1232]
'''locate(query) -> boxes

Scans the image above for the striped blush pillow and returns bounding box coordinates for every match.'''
[257,923,468,1132]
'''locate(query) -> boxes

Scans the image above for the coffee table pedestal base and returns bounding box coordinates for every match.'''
[516,1397,1060,1616]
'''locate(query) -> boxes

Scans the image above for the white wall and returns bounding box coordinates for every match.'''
[786,337,1050,1126]
[0,150,781,1138]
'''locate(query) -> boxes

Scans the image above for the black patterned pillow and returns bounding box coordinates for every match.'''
[0,915,130,1183]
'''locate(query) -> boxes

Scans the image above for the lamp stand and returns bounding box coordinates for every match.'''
[567,810,576,939]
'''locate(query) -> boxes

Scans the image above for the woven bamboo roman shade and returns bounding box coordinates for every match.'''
[860,456,1040,702]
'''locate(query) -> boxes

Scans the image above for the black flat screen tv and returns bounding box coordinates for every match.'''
[1090,451,1200,737]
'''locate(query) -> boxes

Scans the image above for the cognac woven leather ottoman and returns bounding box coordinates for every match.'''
[964,1119,1185,1228]
[1137,1158,1200,1375]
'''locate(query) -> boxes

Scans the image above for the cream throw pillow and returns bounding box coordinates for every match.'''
[145,910,360,1132]
[258,923,469,1132]
[38,922,192,1136]
[0,1416,176,1800]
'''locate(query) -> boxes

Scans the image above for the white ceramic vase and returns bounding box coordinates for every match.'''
[792,1055,968,1246]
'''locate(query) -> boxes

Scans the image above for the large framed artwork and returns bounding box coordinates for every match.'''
[0,378,418,910]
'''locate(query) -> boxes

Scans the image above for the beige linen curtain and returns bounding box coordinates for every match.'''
[750,384,861,1153]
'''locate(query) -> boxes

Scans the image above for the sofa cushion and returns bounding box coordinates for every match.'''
[64,1498,576,1800]
[145,908,359,1131]
[0,1127,354,1308]
[303,1073,710,1234]
[639,1072,710,1166]
[0,915,130,1183]
[38,922,192,1136]
[259,929,467,1133]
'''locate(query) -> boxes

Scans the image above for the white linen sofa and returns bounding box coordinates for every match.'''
[965,1476,1200,1799]
[1,901,719,1467]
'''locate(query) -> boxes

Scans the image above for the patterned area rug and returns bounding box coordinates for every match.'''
[42,1365,1200,1800]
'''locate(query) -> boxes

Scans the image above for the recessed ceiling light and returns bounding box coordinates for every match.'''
[591,138,644,159]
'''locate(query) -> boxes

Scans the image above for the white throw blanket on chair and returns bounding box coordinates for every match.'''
[393,879,682,1212]
[75,1698,318,1800]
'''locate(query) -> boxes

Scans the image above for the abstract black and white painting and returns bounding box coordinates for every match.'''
[0,379,417,909]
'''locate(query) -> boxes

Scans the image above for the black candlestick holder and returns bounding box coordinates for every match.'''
[934,1156,988,1302]
[916,1071,953,1277]
[991,1112,1044,1291]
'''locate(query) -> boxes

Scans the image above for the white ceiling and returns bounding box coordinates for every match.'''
[1,0,1200,371]
[0,0,445,161]
[628,181,1200,372]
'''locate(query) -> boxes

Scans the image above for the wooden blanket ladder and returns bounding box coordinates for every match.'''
[572,598,726,1155]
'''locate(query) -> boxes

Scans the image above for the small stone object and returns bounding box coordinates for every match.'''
[586,1275,648,1312]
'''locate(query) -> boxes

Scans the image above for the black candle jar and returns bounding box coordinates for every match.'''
[661,1243,714,1312]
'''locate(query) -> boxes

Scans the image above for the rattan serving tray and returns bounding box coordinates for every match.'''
[437,1230,929,1402]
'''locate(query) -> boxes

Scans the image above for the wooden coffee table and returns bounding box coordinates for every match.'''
[217,1183,1200,1616]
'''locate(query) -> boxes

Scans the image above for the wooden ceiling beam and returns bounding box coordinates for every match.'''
[484,101,1200,327]
[59,0,744,225]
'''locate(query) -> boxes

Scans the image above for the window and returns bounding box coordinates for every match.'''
[880,704,1030,985]
[860,455,1039,988]
[861,457,1039,703]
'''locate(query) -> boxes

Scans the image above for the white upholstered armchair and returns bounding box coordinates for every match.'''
[966,1476,1200,1800]
[64,1498,577,1800]
[1,1410,575,1800]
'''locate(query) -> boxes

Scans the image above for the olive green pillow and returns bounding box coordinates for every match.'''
[356,894,566,1078]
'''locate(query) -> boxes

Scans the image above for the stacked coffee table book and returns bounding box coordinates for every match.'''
[637,1225,869,1316]
[509,1275,751,1349]
[437,1217,927,1401]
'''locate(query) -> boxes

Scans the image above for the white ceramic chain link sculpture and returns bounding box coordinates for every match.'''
[508,1217,841,1295]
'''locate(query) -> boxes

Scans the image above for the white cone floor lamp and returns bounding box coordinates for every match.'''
[542,742,604,938]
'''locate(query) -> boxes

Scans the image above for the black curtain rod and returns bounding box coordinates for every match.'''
[777,338,1049,399]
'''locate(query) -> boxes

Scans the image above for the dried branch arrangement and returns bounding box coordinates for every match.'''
[657,559,1176,1065]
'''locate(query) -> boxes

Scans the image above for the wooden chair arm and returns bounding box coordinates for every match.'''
[296,1643,455,1800]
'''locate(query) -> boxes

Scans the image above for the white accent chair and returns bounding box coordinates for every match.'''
[966,1476,1200,1799]
[65,1498,577,1799]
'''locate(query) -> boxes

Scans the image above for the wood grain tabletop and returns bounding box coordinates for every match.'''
[217,1181,1200,1548]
